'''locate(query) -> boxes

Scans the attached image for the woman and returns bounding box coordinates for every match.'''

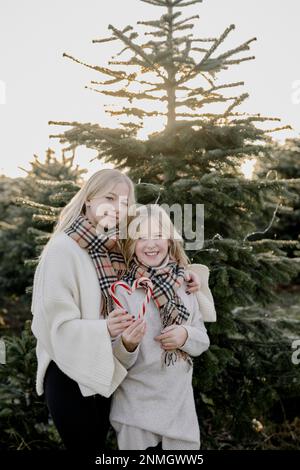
[30,169,200,451]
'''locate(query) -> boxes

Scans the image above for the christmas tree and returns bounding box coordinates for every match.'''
[256,138,300,272]
[2,0,299,449]
[0,149,86,449]
[0,147,85,316]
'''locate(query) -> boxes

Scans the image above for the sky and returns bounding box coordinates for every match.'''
[0,0,300,178]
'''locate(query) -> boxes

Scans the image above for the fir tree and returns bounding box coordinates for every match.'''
[0,321,62,449]
[257,138,300,270]
[0,148,85,330]
[0,149,86,450]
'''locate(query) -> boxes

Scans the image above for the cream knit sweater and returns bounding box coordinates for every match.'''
[30,232,128,398]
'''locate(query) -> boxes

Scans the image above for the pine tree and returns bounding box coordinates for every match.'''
[0,321,62,450]
[0,149,86,449]
[256,138,300,271]
[0,148,85,327]
[44,0,300,448]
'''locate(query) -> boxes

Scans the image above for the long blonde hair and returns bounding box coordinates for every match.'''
[124,204,190,267]
[53,168,135,234]
[38,168,136,260]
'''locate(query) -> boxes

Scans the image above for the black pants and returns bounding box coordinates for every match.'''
[44,360,111,451]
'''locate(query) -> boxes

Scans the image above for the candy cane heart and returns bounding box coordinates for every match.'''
[109,277,154,319]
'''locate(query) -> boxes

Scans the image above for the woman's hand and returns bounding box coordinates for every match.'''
[154,325,188,350]
[107,308,134,338]
[185,270,200,294]
[121,318,147,352]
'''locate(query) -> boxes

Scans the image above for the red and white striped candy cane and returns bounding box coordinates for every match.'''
[133,277,154,319]
[109,280,131,310]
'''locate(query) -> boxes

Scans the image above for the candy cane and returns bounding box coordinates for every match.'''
[110,277,154,319]
[110,280,131,310]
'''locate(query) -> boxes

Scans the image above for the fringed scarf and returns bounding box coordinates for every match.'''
[122,255,193,369]
[65,214,127,317]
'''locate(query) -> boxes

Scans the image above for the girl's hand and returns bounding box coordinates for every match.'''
[185,270,200,294]
[154,325,188,350]
[107,308,134,338]
[121,318,147,352]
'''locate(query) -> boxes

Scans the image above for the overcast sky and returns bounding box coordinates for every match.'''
[1,0,300,178]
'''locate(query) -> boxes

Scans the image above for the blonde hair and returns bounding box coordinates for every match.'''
[38,168,135,259]
[124,204,190,267]
[53,168,135,234]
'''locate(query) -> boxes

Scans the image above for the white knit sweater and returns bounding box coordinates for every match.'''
[30,232,128,398]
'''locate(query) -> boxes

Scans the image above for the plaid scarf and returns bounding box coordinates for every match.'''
[65,214,127,317]
[122,255,193,368]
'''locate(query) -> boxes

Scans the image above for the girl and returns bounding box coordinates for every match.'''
[109,204,216,450]
[30,169,201,451]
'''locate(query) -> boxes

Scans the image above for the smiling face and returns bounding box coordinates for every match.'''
[134,216,170,267]
[86,181,129,231]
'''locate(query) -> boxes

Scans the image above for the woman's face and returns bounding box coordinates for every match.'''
[134,217,170,267]
[86,181,129,230]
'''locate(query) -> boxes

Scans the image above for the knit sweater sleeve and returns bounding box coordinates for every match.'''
[30,236,127,397]
[180,292,210,357]
[111,335,140,370]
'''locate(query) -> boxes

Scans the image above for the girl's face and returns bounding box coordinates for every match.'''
[86,181,129,230]
[134,218,170,267]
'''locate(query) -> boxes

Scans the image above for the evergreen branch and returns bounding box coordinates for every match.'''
[107,107,165,117]
[191,37,217,42]
[173,0,203,6]
[180,24,236,82]
[108,24,166,80]
[92,36,118,44]
[27,227,48,237]
[200,145,267,162]
[92,77,160,88]
[90,77,128,86]
[173,14,200,28]
[224,93,249,116]
[176,95,237,109]
[223,56,256,66]
[92,25,133,43]
[14,198,61,214]
[200,24,236,64]
[248,239,300,248]
[35,180,81,191]
[231,116,281,125]
[192,177,297,190]
[191,47,209,53]
[264,125,293,133]
[186,81,245,97]
[85,86,158,101]
[143,36,192,47]
[217,37,257,62]
[0,221,15,230]
[173,113,245,127]
[32,214,58,224]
